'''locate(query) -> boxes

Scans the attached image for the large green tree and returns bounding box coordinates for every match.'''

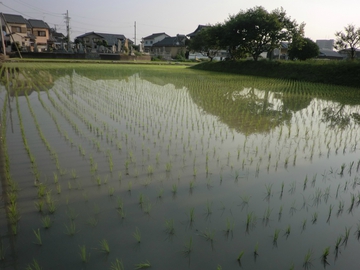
[288,37,319,60]
[334,24,360,60]
[223,6,299,61]
[188,24,224,61]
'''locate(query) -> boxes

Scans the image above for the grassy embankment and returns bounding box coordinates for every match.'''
[191,60,360,88]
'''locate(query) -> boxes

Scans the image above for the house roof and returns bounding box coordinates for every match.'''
[187,25,209,37]
[1,13,28,24]
[143,32,169,40]
[76,32,130,45]
[28,19,50,29]
[319,49,344,58]
[152,35,187,47]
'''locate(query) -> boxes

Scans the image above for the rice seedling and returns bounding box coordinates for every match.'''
[56,183,61,194]
[205,200,212,216]
[64,221,78,236]
[311,212,318,224]
[99,239,110,254]
[33,228,42,245]
[343,226,351,245]
[337,200,344,216]
[254,242,259,257]
[47,200,56,214]
[237,250,244,262]
[164,219,175,235]
[172,184,177,195]
[135,261,151,269]
[79,245,90,262]
[273,229,280,246]
[302,219,307,231]
[225,218,235,233]
[87,217,98,227]
[42,216,52,229]
[246,212,256,232]
[200,228,215,242]
[108,187,115,196]
[133,227,141,243]
[183,236,193,254]
[284,225,291,238]
[303,249,312,269]
[26,259,42,270]
[157,188,164,198]
[71,169,78,179]
[264,183,273,200]
[189,207,195,223]
[321,246,330,266]
[165,162,172,172]
[335,236,342,250]
[239,194,251,210]
[110,259,124,270]
[66,207,78,220]
[143,202,152,215]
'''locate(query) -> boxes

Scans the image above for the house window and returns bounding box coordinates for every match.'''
[12,26,22,33]
[150,41,153,44]
[37,31,46,37]
[145,41,148,44]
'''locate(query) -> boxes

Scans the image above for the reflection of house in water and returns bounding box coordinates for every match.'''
[1,67,54,96]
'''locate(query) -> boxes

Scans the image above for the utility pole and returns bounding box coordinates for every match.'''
[64,10,70,50]
[134,21,136,45]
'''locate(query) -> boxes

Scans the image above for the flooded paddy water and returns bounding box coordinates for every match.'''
[0,63,360,269]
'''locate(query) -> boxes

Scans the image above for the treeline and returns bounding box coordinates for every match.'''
[188,6,319,61]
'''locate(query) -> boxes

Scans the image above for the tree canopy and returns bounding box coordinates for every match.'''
[188,6,301,61]
[334,24,360,60]
[288,37,319,60]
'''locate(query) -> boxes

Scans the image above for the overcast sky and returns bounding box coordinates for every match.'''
[2,0,359,44]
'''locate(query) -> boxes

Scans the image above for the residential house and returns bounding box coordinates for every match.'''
[141,33,169,53]
[187,25,209,39]
[76,32,130,52]
[151,34,187,59]
[49,28,65,49]
[0,13,32,51]
[28,19,50,51]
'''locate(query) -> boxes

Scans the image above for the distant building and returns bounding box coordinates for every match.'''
[151,34,187,59]
[316,39,334,50]
[141,33,169,53]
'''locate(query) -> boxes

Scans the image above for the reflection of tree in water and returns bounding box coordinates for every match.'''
[191,86,293,135]
[322,104,360,129]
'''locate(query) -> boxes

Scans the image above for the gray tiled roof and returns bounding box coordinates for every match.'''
[319,49,344,58]
[28,19,50,29]
[152,35,187,47]
[187,25,208,37]
[143,32,169,40]
[77,32,130,45]
[1,13,28,24]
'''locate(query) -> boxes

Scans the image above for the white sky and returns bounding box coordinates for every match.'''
[2,0,359,44]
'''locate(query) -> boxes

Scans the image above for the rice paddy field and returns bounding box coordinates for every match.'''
[1,62,360,270]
